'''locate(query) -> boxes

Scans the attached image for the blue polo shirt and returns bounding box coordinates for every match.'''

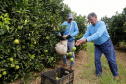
[59,21,79,41]
[80,21,110,45]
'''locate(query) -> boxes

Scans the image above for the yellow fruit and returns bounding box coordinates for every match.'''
[46,36,49,40]
[2,71,7,76]
[44,50,48,53]
[18,25,23,30]
[70,58,74,61]
[69,52,72,56]
[72,47,76,52]
[11,64,15,68]
[15,65,19,70]
[56,77,59,80]
[66,52,69,56]
[34,41,36,44]
[14,39,19,44]
[0,74,2,78]
[10,58,14,62]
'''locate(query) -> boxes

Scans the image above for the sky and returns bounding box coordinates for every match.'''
[63,0,126,20]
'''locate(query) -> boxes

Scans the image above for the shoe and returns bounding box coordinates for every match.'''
[70,66,74,70]
[114,76,119,80]
[93,75,99,79]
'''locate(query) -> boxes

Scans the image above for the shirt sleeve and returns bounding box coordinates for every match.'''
[87,22,106,42]
[70,21,79,37]
[80,27,90,40]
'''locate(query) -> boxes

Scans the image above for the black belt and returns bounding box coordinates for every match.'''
[101,38,110,45]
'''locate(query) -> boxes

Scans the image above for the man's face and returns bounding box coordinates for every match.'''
[88,16,97,26]
[67,18,72,23]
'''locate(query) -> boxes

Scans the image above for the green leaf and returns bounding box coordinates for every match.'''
[4,13,8,17]
[16,11,21,13]
[4,20,10,24]
[0,21,3,26]
[5,25,10,31]
[0,44,4,49]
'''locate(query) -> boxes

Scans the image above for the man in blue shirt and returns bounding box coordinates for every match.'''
[58,13,79,70]
[76,12,119,79]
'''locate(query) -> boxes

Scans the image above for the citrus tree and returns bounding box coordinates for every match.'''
[101,7,126,46]
[0,0,87,83]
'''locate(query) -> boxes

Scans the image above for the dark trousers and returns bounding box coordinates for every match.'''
[94,39,119,76]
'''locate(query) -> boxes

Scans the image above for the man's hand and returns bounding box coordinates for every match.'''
[75,40,81,46]
[75,38,87,46]
[81,38,87,44]
[66,35,71,39]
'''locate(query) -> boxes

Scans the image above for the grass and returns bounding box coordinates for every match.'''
[80,42,126,84]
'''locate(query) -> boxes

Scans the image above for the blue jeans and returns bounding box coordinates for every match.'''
[94,39,119,77]
[63,40,75,67]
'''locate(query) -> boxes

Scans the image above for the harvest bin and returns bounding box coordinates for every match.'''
[41,67,74,84]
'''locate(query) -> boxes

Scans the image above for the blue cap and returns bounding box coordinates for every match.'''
[68,13,74,19]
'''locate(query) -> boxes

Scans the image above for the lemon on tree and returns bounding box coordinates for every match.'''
[10,58,14,62]
[34,41,36,44]
[56,77,59,80]
[11,64,15,68]
[46,36,49,39]
[15,65,19,70]
[44,50,48,53]
[72,47,76,52]
[2,71,7,76]
[14,39,20,44]
[18,25,23,30]
[0,74,2,78]
[70,58,74,61]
